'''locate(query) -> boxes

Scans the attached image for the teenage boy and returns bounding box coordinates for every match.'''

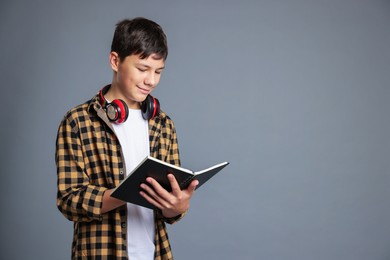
[56,17,198,259]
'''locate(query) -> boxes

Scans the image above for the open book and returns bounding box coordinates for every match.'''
[110,156,229,210]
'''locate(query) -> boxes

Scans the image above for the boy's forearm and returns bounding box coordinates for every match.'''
[101,189,126,214]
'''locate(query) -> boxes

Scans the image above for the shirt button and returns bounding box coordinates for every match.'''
[120,170,124,175]
[121,222,127,228]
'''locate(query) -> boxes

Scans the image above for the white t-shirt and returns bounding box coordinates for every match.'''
[112,108,155,260]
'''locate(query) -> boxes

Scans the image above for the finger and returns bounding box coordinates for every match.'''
[140,182,164,202]
[142,179,175,209]
[140,183,171,208]
[167,174,181,195]
[186,179,199,194]
[145,177,171,199]
[139,190,164,210]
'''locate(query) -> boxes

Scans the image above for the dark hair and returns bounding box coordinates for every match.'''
[111,17,168,61]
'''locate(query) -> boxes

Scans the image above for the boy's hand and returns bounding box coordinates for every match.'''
[140,174,199,218]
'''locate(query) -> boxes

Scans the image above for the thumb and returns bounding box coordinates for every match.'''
[187,179,199,193]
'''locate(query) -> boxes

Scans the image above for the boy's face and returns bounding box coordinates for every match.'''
[110,52,165,109]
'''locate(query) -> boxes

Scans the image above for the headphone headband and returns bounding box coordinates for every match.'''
[99,85,110,107]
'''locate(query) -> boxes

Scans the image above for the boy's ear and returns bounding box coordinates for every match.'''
[109,52,120,72]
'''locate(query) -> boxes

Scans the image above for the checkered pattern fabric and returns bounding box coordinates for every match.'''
[56,91,183,259]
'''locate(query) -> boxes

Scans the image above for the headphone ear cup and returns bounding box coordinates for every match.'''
[110,99,129,124]
[142,95,160,120]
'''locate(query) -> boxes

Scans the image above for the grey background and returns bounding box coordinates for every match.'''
[1,0,389,259]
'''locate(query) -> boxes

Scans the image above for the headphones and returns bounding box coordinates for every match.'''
[99,85,160,124]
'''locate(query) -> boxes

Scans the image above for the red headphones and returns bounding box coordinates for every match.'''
[99,85,160,124]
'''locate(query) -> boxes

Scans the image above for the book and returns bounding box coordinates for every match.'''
[110,156,229,210]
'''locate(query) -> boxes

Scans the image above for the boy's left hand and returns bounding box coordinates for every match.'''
[140,174,199,218]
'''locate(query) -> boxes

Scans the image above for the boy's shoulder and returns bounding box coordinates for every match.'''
[62,91,100,120]
[153,109,175,125]
[63,100,91,122]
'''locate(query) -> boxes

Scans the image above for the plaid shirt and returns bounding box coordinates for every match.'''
[56,91,184,259]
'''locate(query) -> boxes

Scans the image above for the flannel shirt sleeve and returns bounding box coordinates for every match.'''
[156,209,188,224]
[56,114,107,222]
